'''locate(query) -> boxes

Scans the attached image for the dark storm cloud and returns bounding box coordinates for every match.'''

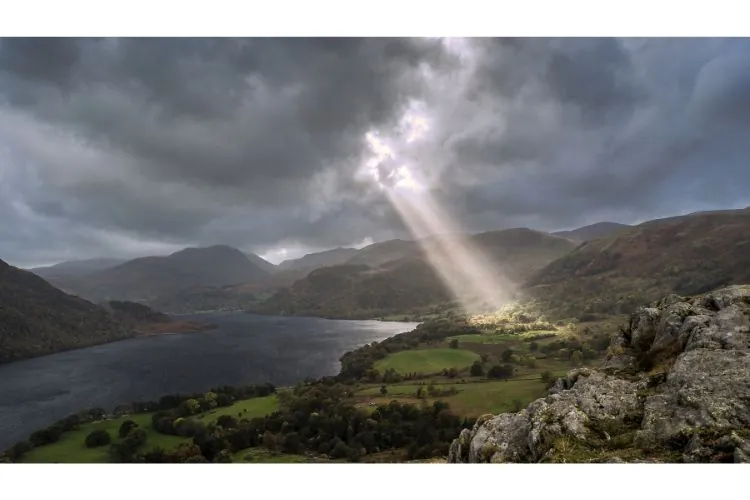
[1,37,750,266]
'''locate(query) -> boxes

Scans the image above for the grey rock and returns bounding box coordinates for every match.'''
[449,286,750,463]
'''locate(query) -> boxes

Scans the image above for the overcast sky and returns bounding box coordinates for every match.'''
[2,38,750,267]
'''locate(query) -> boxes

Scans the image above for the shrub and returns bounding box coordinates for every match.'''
[118,419,138,438]
[470,360,484,377]
[85,429,112,448]
[487,364,514,380]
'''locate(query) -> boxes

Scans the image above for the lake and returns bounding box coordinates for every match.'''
[0,313,418,452]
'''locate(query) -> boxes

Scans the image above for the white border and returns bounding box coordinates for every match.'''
[1,0,749,36]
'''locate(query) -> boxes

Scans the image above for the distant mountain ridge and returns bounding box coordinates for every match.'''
[552,222,631,243]
[48,245,271,303]
[278,247,359,272]
[30,258,127,280]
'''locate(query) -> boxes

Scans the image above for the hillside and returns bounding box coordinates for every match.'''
[277,247,359,272]
[54,245,271,303]
[244,253,277,274]
[0,259,133,363]
[450,286,750,463]
[526,207,750,318]
[30,258,126,283]
[552,222,631,243]
[344,239,421,267]
[256,229,577,319]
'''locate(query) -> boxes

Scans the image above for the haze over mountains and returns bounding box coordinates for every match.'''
[24,220,616,312]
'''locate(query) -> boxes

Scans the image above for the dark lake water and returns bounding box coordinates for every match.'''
[0,313,418,452]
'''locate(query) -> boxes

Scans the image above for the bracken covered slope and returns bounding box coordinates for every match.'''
[448,285,750,463]
[526,207,750,318]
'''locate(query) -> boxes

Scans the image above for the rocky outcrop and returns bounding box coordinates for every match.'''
[449,285,750,463]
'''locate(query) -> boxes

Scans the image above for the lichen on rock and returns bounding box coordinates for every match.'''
[448,285,750,463]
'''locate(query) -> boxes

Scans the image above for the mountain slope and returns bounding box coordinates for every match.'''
[59,245,271,303]
[552,222,631,243]
[30,258,126,282]
[256,229,577,318]
[0,259,134,363]
[278,247,359,272]
[526,207,750,318]
[345,239,421,267]
[244,253,277,274]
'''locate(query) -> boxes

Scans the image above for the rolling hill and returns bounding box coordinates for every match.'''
[277,247,359,272]
[52,245,271,303]
[525,207,750,318]
[344,239,422,267]
[552,222,631,243]
[255,228,577,319]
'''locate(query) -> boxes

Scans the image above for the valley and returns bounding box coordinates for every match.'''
[3,207,750,464]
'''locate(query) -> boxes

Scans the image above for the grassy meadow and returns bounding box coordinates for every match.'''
[373,348,480,375]
[21,395,280,464]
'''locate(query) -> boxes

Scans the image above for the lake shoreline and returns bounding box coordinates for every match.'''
[0,313,419,452]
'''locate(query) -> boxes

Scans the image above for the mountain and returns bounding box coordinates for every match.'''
[526,207,750,318]
[278,247,359,272]
[256,228,577,319]
[0,259,145,363]
[57,245,272,303]
[552,222,631,243]
[344,239,421,267]
[244,253,277,274]
[255,259,453,319]
[30,258,126,281]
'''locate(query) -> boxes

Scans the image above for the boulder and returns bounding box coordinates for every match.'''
[449,285,750,463]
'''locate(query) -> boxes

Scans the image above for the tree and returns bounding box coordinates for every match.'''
[217,415,238,429]
[529,341,539,352]
[380,385,388,396]
[501,349,515,362]
[330,441,350,460]
[487,364,514,380]
[470,361,484,377]
[85,429,111,448]
[449,339,459,349]
[262,430,277,451]
[118,419,138,438]
[123,428,148,449]
[540,370,554,384]
[177,398,201,417]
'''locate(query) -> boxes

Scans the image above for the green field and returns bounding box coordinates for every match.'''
[20,412,187,463]
[199,395,279,423]
[21,395,280,464]
[374,348,480,375]
[358,378,550,417]
[448,331,559,345]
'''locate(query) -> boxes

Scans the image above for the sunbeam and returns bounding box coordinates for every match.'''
[363,113,515,315]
